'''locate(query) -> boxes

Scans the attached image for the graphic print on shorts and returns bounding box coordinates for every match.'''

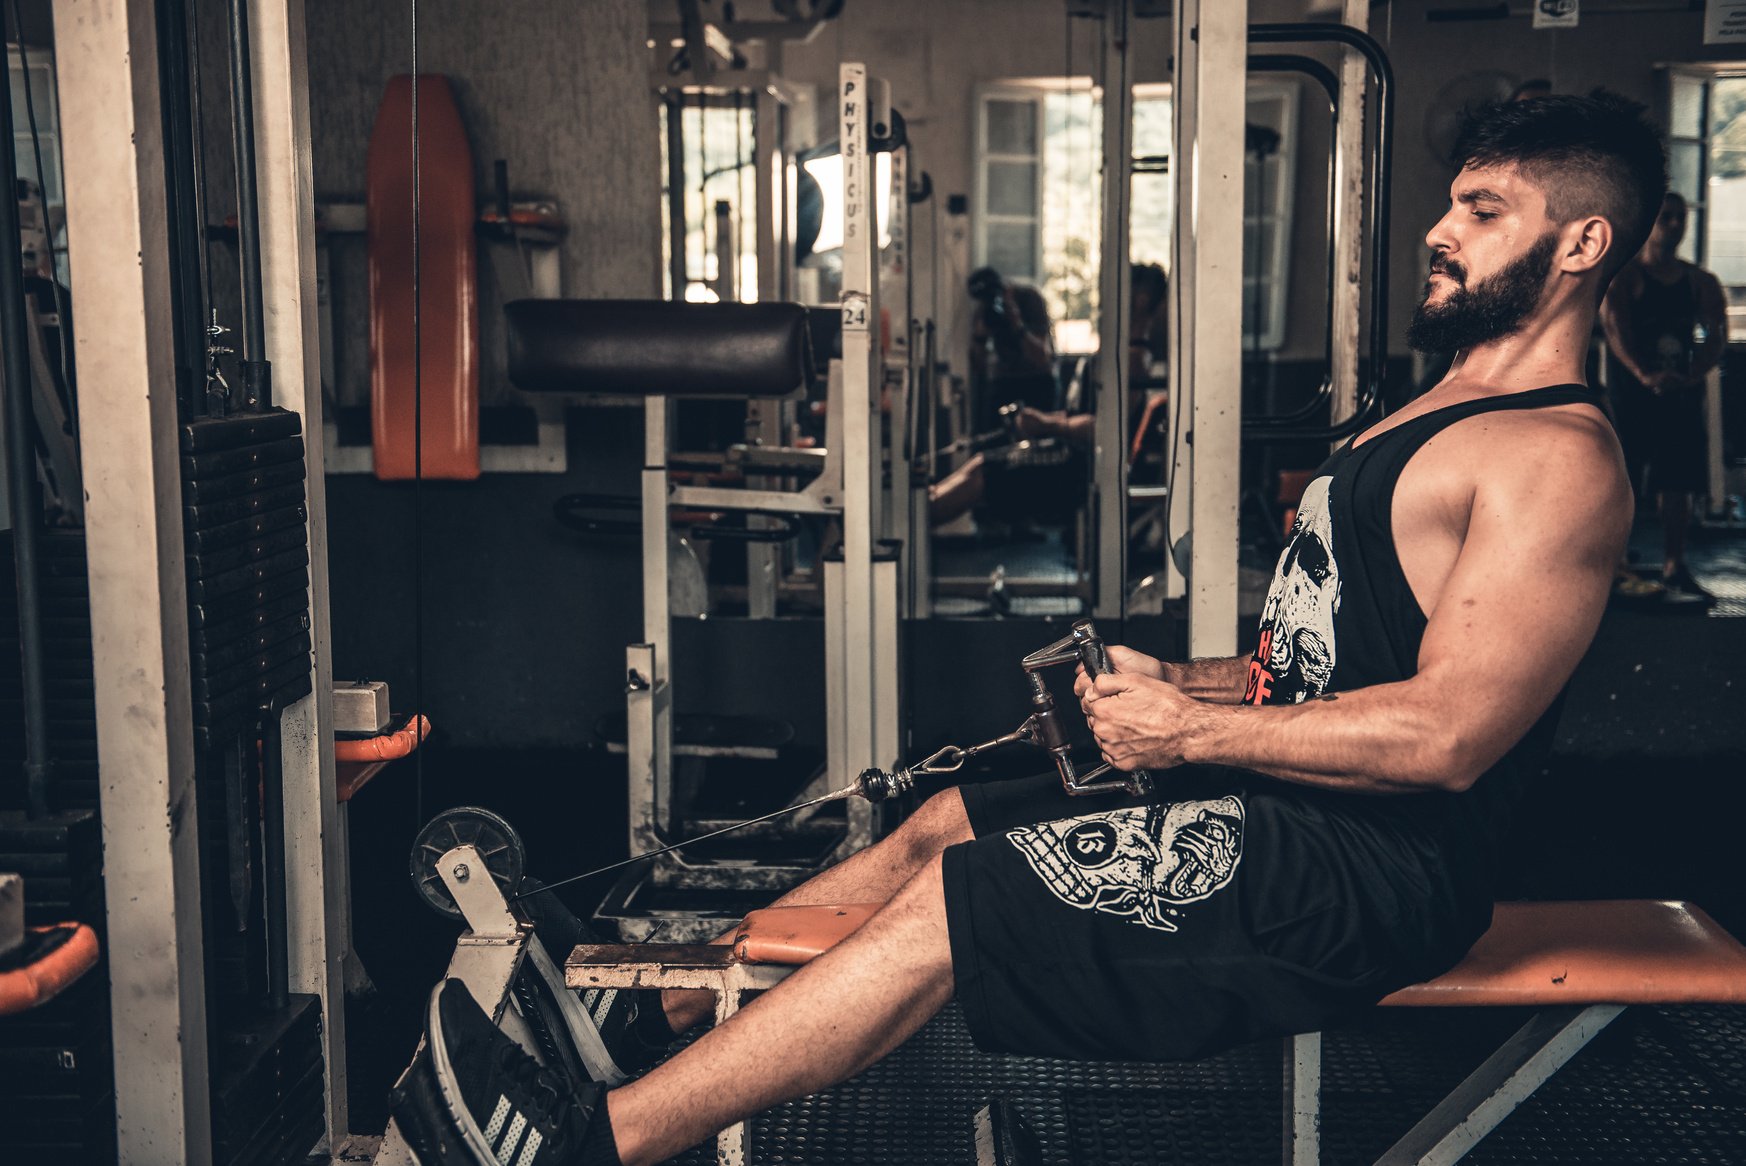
[1006,798,1245,933]
[1246,474,1341,704]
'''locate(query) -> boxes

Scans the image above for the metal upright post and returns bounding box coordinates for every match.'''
[1330,0,1368,432]
[53,0,213,1159]
[837,63,882,785]
[1177,0,1248,658]
[247,0,349,1144]
[630,396,674,854]
[1093,2,1133,620]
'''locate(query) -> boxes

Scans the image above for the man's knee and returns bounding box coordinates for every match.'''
[893,788,974,864]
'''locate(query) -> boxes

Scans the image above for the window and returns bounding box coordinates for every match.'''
[9,46,60,204]
[975,83,1102,352]
[974,78,1295,354]
[1666,67,1746,335]
[658,95,758,302]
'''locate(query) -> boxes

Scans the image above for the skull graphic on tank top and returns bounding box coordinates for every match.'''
[1006,798,1245,932]
[1247,475,1341,704]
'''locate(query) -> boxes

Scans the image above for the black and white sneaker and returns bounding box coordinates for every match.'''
[516,879,669,1083]
[391,979,599,1165]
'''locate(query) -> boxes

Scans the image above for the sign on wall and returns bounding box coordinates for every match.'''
[1708,0,1746,44]
[1533,0,1580,29]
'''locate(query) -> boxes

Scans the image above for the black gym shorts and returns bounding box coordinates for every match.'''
[939,766,1492,1063]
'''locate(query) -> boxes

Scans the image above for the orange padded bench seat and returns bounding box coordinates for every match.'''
[731,898,1746,1005]
[1382,899,1746,1007]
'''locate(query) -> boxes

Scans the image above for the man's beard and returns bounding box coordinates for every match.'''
[1405,231,1560,354]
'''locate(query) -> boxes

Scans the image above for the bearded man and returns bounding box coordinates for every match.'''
[391,92,1659,1166]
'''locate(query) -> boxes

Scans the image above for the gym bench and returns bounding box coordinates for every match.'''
[567,898,1746,1166]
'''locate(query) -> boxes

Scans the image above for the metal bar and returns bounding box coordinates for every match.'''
[1093,1,1132,620]
[261,707,289,1009]
[641,397,674,843]
[670,482,835,515]
[1376,1004,1626,1166]
[666,93,689,299]
[1285,1031,1322,1166]
[1243,22,1393,443]
[54,0,213,1156]
[839,62,880,784]
[1329,0,1367,434]
[1182,0,1249,658]
[247,0,348,1141]
[0,18,50,820]
[226,0,270,406]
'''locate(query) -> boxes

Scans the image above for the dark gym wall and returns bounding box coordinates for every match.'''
[293,0,660,749]
[305,0,659,412]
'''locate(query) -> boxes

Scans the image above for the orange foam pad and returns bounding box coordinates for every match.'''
[0,923,100,1016]
[368,74,479,481]
[733,904,878,965]
[335,714,431,802]
[733,900,1746,1008]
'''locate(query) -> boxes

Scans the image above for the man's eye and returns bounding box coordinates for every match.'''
[1473,211,1498,221]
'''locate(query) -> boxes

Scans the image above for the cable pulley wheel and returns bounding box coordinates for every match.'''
[409,805,527,920]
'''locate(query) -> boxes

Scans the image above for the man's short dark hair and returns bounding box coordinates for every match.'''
[1449,90,1667,283]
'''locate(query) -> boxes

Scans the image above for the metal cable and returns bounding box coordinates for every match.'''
[411,0,425,829]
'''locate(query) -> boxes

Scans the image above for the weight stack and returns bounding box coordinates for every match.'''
[181,407,323,1165]
[0,529,113,1164]
[180,409,315,751]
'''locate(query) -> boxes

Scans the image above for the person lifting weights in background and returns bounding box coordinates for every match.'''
[1600,191,1728,605]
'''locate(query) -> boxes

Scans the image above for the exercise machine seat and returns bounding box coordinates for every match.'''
[505,299,814,398]
[1380,899,1746,1006]
[729,900,1746,1007]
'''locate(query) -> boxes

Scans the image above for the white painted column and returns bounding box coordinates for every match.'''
[1178,0,1248,658]
[248,0,348,1146]
[53,1,212,1161]
[1094,3,1133,620]
[1330,0,1369,429]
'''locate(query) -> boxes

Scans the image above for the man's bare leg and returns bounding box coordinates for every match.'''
[661,788,972,1032]
[614,854,956,1166]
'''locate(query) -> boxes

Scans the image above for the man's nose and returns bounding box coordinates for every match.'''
[1425,211,1457,255]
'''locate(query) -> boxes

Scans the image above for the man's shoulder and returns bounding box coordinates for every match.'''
[1433,398,1621,493]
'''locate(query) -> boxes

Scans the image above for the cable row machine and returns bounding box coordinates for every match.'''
[510,62,922,943]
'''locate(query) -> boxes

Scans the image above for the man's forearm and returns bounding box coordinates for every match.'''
[1162,655,1249,704]
[1176,681,1470,793]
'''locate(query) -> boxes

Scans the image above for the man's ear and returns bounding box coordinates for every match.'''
[1561,215,1612,275]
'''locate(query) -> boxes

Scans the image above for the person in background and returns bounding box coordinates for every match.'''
[967,265,1054,392]
[1599,191,1727,605]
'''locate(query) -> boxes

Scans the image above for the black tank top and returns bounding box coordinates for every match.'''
[1617,267,1698,387]
[1242,383,1605,860]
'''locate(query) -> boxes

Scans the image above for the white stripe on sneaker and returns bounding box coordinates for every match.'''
[515,1127,544,1166]
[590,988,617,1027]
[496,1112,528,1164]
[483,1095,511,1144]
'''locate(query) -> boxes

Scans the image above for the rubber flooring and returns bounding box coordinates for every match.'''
[666,1001,1746,1165]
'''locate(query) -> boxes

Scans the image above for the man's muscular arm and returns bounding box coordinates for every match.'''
[1084,417,1630,792]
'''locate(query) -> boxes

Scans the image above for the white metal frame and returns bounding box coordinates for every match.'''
[54,1,213,1161]
[247,0,350,1147]
[1093,7,1133,620]
[1283,1005,1629,1166]
[1174,0,1248,656]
